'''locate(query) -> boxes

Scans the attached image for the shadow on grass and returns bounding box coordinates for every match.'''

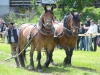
[26,62,70,73]
[71,66,98,73]
[42,62,70,73]
[25,58,99,74]
[41,62,99,73]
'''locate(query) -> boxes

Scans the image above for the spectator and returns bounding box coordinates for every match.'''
[6,22,19,67]
[85,19,98,51]
[13,23,19,29]
[84,16,91,51]
[97,20,100,46]
[0,18,6,43]
[79,23,86,51]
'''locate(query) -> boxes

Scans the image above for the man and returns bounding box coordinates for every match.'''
[6,22,19,67]
[85,19,98,51]
[84,16,91,51]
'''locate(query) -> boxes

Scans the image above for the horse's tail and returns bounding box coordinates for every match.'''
[18,28,26,67]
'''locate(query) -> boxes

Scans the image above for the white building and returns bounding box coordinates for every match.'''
[0,0,32,18]
[0,0,9,18]
[0,0,57,18]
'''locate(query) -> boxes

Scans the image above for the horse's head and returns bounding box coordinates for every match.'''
[40,5,54,30]
[64,12,82,36]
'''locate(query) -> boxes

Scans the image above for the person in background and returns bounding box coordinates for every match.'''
[84,16,91,51]
[0,18,6,43]
[97,20,100,46]
[13,23,19,29]
[6,22,19,67]
[79,23,86,51]
[85,19,98,51]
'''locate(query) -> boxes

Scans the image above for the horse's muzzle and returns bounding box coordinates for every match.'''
[45,24,53,29]
[71,26,79,36]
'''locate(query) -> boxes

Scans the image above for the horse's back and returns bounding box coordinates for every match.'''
[54,22,63,34]
[19,23,31,31]
[18,24,36,44]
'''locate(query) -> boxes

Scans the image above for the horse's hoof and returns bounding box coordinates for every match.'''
[29,66,35,70]
[38,69,43,72]
[63,61,67,65]
[44,64,48,68]
[67,64,72,66]
[51,62,55,65]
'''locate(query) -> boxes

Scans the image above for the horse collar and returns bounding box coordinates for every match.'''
[39,27,54,36]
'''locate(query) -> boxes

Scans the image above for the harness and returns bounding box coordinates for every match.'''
[27,24,37,41]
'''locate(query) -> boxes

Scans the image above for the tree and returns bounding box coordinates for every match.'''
[56,0,97,12]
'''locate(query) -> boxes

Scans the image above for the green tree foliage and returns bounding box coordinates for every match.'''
[56,0,97,11]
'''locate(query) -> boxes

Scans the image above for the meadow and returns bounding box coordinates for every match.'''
[0,40,100,75]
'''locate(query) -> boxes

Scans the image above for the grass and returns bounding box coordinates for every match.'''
[0,41,100,75]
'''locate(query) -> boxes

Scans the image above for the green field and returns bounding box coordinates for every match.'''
[0,41,100,75]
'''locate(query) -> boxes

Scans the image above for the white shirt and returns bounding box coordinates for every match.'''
[86,24,98,38]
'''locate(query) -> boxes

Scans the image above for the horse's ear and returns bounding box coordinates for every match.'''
[71,12,74,16]
[79,12,82,16]
[44,5,47,12]
[51,6,53,11]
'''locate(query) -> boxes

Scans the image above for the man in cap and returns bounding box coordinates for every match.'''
[6,22,19,67]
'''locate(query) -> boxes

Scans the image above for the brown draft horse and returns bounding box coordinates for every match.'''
[18,5,56,71]
[54,12,81,65]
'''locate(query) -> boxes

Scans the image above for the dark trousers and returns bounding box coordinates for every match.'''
[93,36,97,51]
[89,36,97,51]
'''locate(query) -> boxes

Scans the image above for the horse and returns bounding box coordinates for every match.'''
[53,12,82,65]
[18,5,56,72]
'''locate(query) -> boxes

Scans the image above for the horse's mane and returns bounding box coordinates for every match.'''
[63,12,80,29]
[63,12,70,29]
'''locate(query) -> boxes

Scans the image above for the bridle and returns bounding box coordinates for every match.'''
[39,19,53,29]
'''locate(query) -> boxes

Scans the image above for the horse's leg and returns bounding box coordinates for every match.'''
[44,49,53,68]
[44,47,54,65]
[36,46,42,72]
[68,49,73,65]
[18,45,25,68]
[63,46,70,65]
[29,44,35,70]
[63,46,74,66]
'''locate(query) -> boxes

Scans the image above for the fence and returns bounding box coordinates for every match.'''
[75,33,100,50]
